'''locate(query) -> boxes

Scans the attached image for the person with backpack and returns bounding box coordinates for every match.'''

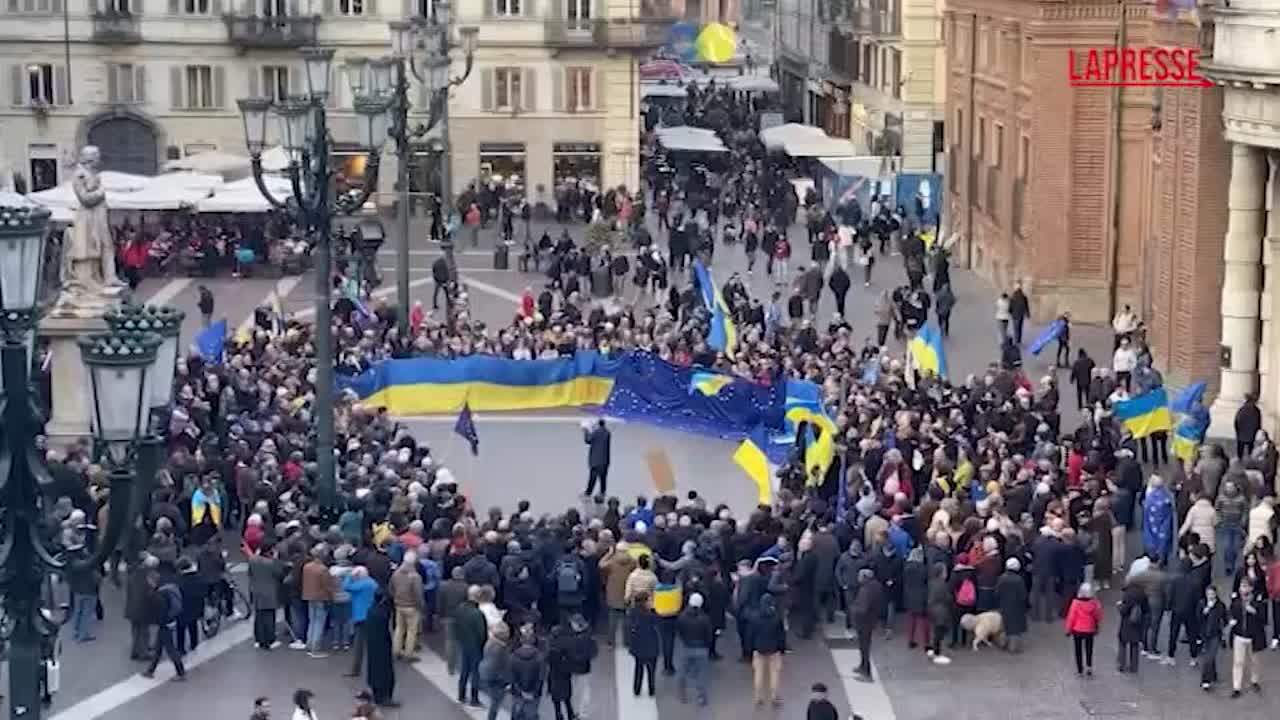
[143,574,187,679]
[1117,582,1149,674]
[554,551,586,625]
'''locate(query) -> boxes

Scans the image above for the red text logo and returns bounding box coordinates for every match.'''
[1068,47,1212,87]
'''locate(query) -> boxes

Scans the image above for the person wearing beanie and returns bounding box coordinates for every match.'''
[675,592,713,705]
[805,682,838,720]
[1064,583,1103,676]
[997,556,1028,653]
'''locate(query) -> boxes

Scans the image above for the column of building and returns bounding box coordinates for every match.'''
[1211,143,1269,434]
[1266,153,1280,433]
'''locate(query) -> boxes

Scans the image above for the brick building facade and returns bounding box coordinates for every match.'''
[943,0,1231,402]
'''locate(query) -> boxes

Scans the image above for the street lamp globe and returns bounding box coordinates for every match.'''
[459,25,479,56]
[346,55,371,96]
[237,97,272,155]
[354,94,392,154]
[369,57,395,96]
[389,20,413,57]
[275,96,314,154]
[104,304,184,416]
[0,191,51,315]
[77,330,162,448]
[300,46,336,100]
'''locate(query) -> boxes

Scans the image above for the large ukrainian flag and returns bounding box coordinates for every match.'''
[346,352,619,414]
[1113,387,1174,439]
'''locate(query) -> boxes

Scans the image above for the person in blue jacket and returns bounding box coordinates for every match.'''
[343,566,378,678]
[1142,475,1176,567]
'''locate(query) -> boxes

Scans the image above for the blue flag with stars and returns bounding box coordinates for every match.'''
[454,403,479,455]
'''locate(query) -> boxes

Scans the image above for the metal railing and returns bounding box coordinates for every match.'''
[224,14,319,49]
[544,17,670,48]
[92,10,143,43]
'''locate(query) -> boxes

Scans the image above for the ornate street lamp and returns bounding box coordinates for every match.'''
[348,0,477,332]
[0,193,170,719]
[236,45,389,510]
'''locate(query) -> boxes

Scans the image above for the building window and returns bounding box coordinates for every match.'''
[108,63,140,103]
[185,65,214,108]
[262,0,286,16]
[566,0,590,21]
[993,122,1004,168]
[27,63,54,104]
[890,48,902,99]
[494,67,522,110]
[183,0,210,13]
[106,0,130,13]
[1019,135,1030,177]
[416,0,435,19]
[263,65,290,103]
[494,0,520,16]
[337,0,363,15]
[976,116,986,160]
[954,108,964,146]
[566,67,592,111]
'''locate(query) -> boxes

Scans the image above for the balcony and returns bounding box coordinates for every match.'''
[1013,177,1025,235]
[92,10,143,44]
[849,8,900,39]
[224,15,319,50]
[544,18,671,50]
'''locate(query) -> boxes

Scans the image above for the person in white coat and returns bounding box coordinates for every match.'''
[1179,496,1218,552]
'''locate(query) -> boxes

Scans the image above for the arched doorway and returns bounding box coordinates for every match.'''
[86,116,159,175]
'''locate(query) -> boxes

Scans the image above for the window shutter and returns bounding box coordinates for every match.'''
[522,67,535,112]
[106,64,119,102]
[213,65,225,107]
[549,0,562,18]
[10,65,23,106]
[364,0,374,15]
[168,0,177,12]
[325,68,336,106]
[134,0,142,14]
[53,64,68,105]
[248,66,259,98]
[22,0,33,12]
[170,65,183,108]
[210,0,221,13]
[321,0,331,13]
[50,0,61,13]
[552,65,563,112]
[289,64,300,94]
[480,67,492,110]
[5,0,18,13]
[135,64,147,103]
[482,0,491,18]
[593,65,604,111]
[590,0,599,19]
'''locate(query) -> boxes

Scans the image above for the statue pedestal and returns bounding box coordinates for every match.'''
[39,314,107,449]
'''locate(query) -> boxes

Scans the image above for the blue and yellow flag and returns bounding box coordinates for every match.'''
[1113,387,1174,439]
[689,370,733,397]
[692,259,738,359]
[733,424,773,504]
[907,323,948,377]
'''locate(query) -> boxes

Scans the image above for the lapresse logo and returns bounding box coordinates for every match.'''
[1068,47,1212,88]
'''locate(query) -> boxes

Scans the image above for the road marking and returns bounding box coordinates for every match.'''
[457,274,521,303]
[409,649,510,720]
[822,623,897,720]
[380,266,517,274]
[376,249,499,257]
[614,640,659,720]
[235,275,303,335]
[49,623,253,720]
[139,278,192,308]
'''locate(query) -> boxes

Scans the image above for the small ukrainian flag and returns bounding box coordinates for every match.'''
[1113,387,1174,439]
[689,371,733,397]
[733,425,773,505]
[907,323,948,378]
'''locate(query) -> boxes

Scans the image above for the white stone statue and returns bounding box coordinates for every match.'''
[55,146,124,314]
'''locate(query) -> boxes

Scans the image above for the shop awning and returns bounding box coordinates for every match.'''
[163,150,251,176]
[642,84,688,99]
[728,75,779,93]
[197,190,291,213]
[655,126,727,153]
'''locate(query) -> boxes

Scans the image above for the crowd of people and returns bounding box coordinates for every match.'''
[28,81,1280,720]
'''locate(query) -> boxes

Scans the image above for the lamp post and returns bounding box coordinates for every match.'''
[350,4,476,332]
[236,46,387,511]
[0,193,172,720]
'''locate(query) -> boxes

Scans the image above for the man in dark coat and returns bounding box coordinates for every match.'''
[828,265,851,319]
[1009,282,1030,344]
[365,592,398,706]
[851,569,884,681]
[1235,394,1263,459]
[995,558,1029,652]
[811,524,840,623]
[583,419,612,496]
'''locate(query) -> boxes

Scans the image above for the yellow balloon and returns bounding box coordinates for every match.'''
[696,23,736,64]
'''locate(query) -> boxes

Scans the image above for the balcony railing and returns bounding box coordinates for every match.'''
[849,8,900,38]
[986,165,999,218]
[92,10,143,43]
[224,14,319,49]
[1013,177,1025,235]
[544,18,670,49]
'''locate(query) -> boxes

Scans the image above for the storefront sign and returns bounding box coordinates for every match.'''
[1068,47,1211,88]
[479,142,527,154]
[553,142,602,154]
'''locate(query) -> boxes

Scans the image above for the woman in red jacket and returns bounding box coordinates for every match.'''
[1064,583,1103,676]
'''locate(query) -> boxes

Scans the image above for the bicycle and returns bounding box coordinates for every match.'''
[201,574,252,639]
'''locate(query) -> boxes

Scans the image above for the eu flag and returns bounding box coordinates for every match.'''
[454,403,480,455]
[195,319,227,365]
